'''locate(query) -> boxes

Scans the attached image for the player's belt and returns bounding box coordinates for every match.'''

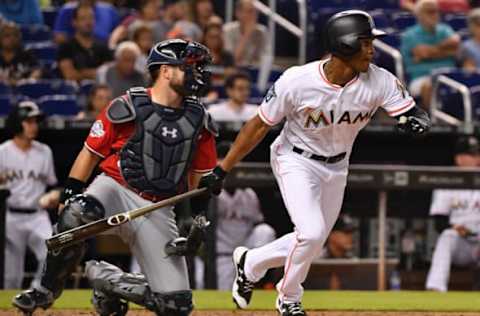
[292,146,346,163]
[9,207,37,214]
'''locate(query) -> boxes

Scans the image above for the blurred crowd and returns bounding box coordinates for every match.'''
[0,0,269,119]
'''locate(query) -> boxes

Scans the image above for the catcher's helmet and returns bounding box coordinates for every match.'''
[147,39,212,96]
[6,100,44,136]
[325,10,386,58]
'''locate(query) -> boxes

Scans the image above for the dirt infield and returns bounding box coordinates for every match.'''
[2,310,480,316]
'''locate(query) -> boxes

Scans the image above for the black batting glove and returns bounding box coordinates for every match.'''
[198,166,227,196]
[397,115,430,135]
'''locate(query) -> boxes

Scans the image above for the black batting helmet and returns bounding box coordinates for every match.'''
[6,101,44,136]
[325,10,386,58]
[455,136,479,155]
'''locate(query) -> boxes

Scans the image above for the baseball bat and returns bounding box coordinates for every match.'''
[46,187,207,251]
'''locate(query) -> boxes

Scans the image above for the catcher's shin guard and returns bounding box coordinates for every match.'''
[41,195,105,295]
[86,260,193,316]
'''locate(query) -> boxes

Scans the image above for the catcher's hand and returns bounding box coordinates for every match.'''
[164,215,210,257]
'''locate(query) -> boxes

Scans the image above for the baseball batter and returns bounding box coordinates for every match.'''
[426,136,480,292]
[13,39,217,316]
[200,10,431,316]
[0,101,57,289]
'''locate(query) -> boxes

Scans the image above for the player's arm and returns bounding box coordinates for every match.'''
[221,115,271,172]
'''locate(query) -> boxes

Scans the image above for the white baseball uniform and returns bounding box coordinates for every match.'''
[0,140,57,289]
[195,188,275,289]
[208,102,258,122]
[242,58,415,302]
[426,189,480,292]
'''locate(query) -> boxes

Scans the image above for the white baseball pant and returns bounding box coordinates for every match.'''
[4,210,52,289]
[243,138,348,302]
[426,228,480,292]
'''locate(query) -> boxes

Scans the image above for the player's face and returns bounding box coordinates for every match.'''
[348,38,375,73]
[227,78,251,105]
[21,117,39,140]
[168,65,187,96]
[455,153,478,167]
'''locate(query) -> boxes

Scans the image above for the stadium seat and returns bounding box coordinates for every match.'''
[25,41,57,67]
[20,24,52,43]
[0,82,11,95]
[16,79,77,100]
[379,32,402,49]
[392,12,416,30]
[470,85,480,120]
[369,10,393,30]
[433,69,480,119]
[0,95,12,115]
[38,95,79,116]
[42,8,58,30]
[366,0,399,10]
[443,14,467,31]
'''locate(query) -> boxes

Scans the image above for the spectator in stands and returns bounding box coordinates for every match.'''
[57,4,112,82]
[191,0,218,30]
[76,84,112,120]
[401,0,470,13]
[223,0,268,66]
[401,0,459,108]
[0,0,43,25]
[132,25,154,73]
[0,22,41,85]
[426,136,480,292]
[208,72,257,126]
[54,0,120,44]
[202,23,235,85]
[96,41,146,98]
[166,0,203,42]
[108,0,170,49]
[459,8,480,70]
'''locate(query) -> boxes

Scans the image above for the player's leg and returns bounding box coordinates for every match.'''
[426,229,465,291]
[86,184,193,316]
[26,211,53,289]
[4,212,28,288]
[12,175,112,313]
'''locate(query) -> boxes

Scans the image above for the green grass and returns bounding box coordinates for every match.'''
[1,290,480,311]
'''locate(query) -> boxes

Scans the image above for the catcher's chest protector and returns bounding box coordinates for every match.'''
[119,88,205,197]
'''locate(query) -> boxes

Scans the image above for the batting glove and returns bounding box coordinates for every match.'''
[198,166,227,196]
[397,115,430,135]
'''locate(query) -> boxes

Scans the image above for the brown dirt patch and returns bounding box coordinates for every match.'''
[1,310,480,316]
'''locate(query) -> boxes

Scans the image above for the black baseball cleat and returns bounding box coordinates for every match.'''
[232,246,254,309]
[12,288,54,315]
[276,298,307,316]
[92,288,129,316]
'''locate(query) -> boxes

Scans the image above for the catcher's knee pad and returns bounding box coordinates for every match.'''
[40,195,104,296]
[58,194,105,232]
[148,291,193,316]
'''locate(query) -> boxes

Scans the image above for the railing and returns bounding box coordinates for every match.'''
[225,0,307,91]
[430,74,474,133]
[373,40,405,84]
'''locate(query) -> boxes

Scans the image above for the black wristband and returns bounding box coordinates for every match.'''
[213,166,228,179]
[59,177,86,204]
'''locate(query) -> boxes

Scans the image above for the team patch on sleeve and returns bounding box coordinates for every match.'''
[264,84,277,103]
[89,120,105,138]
